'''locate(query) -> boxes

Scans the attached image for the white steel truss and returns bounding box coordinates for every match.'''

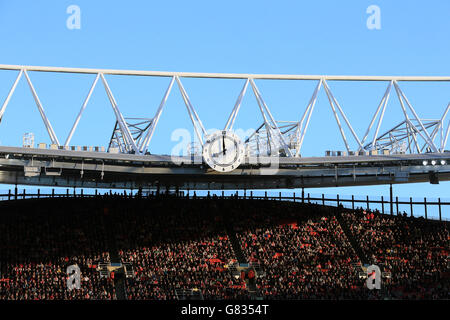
[1,64,450,81]
[108,117,153,153]
[0,64,449,157]
[23,70,60,145]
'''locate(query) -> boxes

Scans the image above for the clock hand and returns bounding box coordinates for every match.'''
[222,135,226,155]
[212,149,227,158]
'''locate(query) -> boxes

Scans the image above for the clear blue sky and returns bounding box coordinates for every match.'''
[0,0,449,211]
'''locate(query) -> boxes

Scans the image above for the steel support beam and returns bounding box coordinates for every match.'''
[64,74,100,146]
[23,70,60,145]
[139,76,175,154]
[323,80,364,150]
[0,70,23,122]
[296,79,322,156]
[250,79,293,156]
[360,81,392,150]
[175,76,206,147]
[100,73,140,154]
[394,81,438,153]
[1,64,450,81]
[224,79,249,131]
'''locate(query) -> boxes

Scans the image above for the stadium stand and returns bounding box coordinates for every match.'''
[0,199,115,299]
[341,208,449,299]
[112,198,249,300]
[232,204,364,299]
[0,194,448,300]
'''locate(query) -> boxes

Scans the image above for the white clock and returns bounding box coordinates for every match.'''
[202,130,245,172]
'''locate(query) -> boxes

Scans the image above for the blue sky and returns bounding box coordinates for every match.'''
[0,0,449,213]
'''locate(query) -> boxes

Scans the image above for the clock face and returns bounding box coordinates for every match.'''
[202,130,245,172]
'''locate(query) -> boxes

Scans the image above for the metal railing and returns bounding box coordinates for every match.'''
[1,188,449,222]
[196,190,450,222]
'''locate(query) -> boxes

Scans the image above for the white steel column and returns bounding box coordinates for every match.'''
[249,82,277,154]
[139,76,175,154]
[393,82,420,153]
[295,79,322,156]
[23,70,60,145]
[394,81,438,152]
[250,79,293,157]
[359,81,392,150]
[322,81,350,152]
[440,103,450,151]
[0,70,23,122]
[370,82,392,150]
[64,74,100,146]
[100,73,140,154]
[224,79,249,131]
[443,119,450,151]
[175,76,206,146]
[323,80,364,151]
[393,81,437,153]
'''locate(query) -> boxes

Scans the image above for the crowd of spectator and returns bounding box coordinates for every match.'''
[231,202,365,299]
[342,208,449,299]
[0,194,448,300]
[110,198,249,299]
[0,199,116,300]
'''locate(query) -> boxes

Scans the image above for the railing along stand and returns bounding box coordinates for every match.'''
[438,198,442,221]
[424,197,428,220]
[390,184,393,215]
[396,197,399,215]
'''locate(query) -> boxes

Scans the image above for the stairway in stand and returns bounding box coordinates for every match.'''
[225,225,247,264]
[101,213,127,300]
[335,210,370,266]
[224,221,260,299]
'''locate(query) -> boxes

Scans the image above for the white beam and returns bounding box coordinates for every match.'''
[394,81,438,153]
[1,64,449,81]
[224,79,249,131]
[139,76,175,154]
[296,79,322,156]
[175,76,205,146]
[64,74,100,146]
[323,82,350,152]
[0,70,23,122]
[360,81,392,149]
[23,70,60,145]
[100,73,140,154]
[250,79,293,157]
